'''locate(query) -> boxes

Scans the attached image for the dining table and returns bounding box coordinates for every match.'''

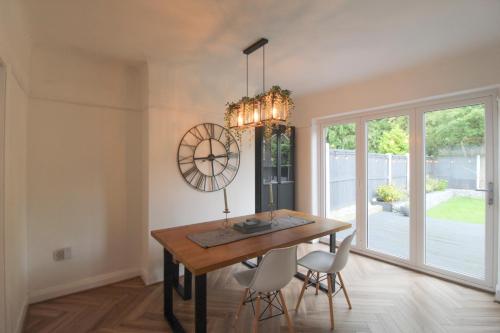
[151,209,352,333]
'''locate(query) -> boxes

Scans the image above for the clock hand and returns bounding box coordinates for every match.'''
[208,138,216,176]
[193,155,225,161]
[214,159,226,168]
[194,154,221,161]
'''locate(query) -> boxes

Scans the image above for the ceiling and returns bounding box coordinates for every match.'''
[20,0,500,95]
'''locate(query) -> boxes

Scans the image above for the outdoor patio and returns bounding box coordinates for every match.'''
[336,211,485,279]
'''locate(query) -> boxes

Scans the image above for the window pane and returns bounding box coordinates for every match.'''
[367,116,410,259]
[263,134,278,184]
[280,133,293,182]
[325,123,356,242]
[424,104,486,279]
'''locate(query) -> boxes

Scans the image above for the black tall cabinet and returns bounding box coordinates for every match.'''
[255,126,295,213]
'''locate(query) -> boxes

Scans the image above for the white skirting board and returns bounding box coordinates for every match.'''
[29,268,140,304]
[141,264,185,286]
[14,299,27,333]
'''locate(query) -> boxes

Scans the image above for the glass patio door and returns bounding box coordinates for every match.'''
[321,91,497,289]
[422,100,494,284]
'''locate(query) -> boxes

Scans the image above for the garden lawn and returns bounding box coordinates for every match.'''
[426,196,485,224]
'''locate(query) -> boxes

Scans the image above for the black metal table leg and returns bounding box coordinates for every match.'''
[330,233,336,292]
[195,274,207,333]
[172,262,192,300]
[329,233,336,253]
[164,249,186,332]
[294,233,337,294]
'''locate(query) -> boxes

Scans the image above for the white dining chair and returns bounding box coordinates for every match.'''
[233,245,297,333]
[295,230,356,330]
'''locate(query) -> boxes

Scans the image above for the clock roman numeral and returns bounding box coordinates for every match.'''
[182,166,198,180]
[218,171,230,186]
[195,173,206,189]
[178,155,194,164]
[227,163,238,172]
[181,143,197,151]
[203,123,215,139]
[189,127,204,142]
[218,127,224,141]
[225,136,236,148]
[228,151,239,159]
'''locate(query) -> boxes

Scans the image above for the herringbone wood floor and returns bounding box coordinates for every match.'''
[24,243,500,333]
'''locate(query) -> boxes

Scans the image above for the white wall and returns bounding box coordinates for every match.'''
[294,43,500,214]
[23,40,257,301]
[142,62,255,283]
[27,46,144,302]
[0,0,31,332]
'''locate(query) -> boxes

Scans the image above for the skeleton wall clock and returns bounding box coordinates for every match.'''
[177,123,240,192]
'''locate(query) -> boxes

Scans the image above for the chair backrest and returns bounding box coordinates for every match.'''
[329,230,356,273]
[249,245,297,293]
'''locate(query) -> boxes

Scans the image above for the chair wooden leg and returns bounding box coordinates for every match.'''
[233,288,249,326]
[326,273,335,330]
[253,293,261,333]
[315,271,320,295]
[337,272,352,310]
[295,269,311,310]
[278,290,294,333]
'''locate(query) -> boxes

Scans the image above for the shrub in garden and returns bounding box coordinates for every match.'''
[376,184,404,202]
[426,177,448,192]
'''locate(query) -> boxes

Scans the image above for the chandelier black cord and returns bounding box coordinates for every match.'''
[246,54,249,97]
[262,44,265,93]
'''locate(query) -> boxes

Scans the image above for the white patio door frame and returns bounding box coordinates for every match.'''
[415,95,497,289]
[318,88,498,291]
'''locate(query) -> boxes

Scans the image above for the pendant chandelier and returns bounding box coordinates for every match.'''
[225,38,294,133]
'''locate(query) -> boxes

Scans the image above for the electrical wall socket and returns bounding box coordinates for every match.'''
[53,247,72,261]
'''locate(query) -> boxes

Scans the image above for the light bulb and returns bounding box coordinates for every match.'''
[254,109,260,122]
[238,112,243,126]
[272,107,278,119]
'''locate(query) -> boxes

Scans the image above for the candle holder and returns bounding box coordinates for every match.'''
[222,208,231,229]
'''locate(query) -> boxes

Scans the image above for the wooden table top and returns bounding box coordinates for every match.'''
[151,209,351,275]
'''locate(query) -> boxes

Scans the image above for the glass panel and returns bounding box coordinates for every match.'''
[279,133,293,182]
[263,134,278,184]
[367,116,410,259]
[325,123,356,242]
[424,104,486,279]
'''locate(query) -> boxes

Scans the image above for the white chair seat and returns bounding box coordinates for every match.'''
[298,250,336,273]
[234,267,257,287]
[295,231,356,331]
[232,246,297,332]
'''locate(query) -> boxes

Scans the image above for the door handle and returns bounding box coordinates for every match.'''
[476,182,494,205]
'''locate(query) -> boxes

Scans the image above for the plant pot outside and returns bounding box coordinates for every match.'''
[392,201,410,216]
[374,200,393,212]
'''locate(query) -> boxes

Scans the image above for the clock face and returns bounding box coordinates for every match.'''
[177,123,240,192]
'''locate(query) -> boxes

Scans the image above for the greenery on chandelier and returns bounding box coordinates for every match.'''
[224,85,294,141]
